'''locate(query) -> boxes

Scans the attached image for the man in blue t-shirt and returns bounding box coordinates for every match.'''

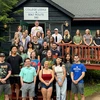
[70,55,86,100]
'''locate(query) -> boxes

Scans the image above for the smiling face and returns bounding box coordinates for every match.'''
[25,58,31,67]
[19,46,24,52]
[43,41,48,48]
[52,43,57,50]
[0,56,5,62]
[66,54,70,61]
[85,29,90,35]
[11,47,18,55]
[31,51,36,59]
[56,57,61,65]
[18,26,22,32]
[47,50,52,58]
[44,61,49,69]
[35,21,39,27]
[76,30,80,35]
[74,55,80,63]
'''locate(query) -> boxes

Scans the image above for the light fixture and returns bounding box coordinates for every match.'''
[4,24,7,28]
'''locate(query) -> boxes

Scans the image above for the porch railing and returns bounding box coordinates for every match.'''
[58,43,100,64]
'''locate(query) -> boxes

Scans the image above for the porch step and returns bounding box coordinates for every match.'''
[11,89,56,100]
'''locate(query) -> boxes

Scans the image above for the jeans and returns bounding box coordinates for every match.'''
[56,77,67,100]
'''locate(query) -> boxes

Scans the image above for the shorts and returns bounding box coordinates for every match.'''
[0,84,11,95]
[71,83,84,94]
[21,83,35,98]
[41,82,53,89]
[10,76,20,85]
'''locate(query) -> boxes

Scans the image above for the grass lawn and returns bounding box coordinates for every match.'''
[0,83,100,100]
[84,83,100,97]
[0,93,4,100]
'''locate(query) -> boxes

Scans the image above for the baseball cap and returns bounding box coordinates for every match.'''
[54,28,58,31]
[0,53,5,57]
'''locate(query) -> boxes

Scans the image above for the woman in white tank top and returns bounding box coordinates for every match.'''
[53,57,67,100]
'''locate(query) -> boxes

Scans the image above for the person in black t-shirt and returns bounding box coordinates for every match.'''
[0,53,12,100]
[51,43,61,59]
[93,30,100,60]
[62,30,72,54]
[7,46,22,100]
[40,41,49,61]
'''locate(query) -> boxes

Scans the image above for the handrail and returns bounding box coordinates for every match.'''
[58,43,100,64]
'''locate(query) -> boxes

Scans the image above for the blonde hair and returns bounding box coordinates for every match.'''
[85,29,90,35]
[64,30,70,39]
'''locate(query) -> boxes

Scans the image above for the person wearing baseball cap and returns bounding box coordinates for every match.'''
[54,28,58,31]
[52,28,62,51]
[0,52,12,100]
[0,53,5,57]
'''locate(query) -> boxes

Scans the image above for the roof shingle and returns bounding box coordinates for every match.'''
[52,0,100,18]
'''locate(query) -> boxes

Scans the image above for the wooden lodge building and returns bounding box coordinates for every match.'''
[1,0,100,38]
[0,0,100,70]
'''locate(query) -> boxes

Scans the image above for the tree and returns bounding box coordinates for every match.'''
[0,0,20,24]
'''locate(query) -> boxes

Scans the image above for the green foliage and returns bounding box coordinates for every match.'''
[0,36,9,42]
[14,9,23,15]
[0,0,20,23]
[85,70,100,84]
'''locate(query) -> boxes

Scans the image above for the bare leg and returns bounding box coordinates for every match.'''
[74,94,78,100]
[5,95,9,100]
[22,98,26,100]
[41,88,47,100]
[29,97,33,100]
[81,94,85,100]
[47,87,53,100]
[15,84,20,100]
[69,91,72,100]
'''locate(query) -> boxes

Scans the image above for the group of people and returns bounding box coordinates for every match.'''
[0,51,86,100]
[2,20,100,100]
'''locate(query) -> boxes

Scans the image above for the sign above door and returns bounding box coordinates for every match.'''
[24,7,49,20]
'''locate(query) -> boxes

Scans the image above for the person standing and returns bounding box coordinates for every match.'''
[0,53,12,100]
[31,21,44,38]
[64,53,73,100]
[53,57,67,100]
[93,30,100,60]
[20,31,30,51]
[41,50,56,69]
[19,58,37,100]
[83,29,92,64]
[70,55,86,100]
[62,30,72,54]
[7,46,23,100]
[30,51,40,98]
[44,29,52,44]
[39,61,54,100]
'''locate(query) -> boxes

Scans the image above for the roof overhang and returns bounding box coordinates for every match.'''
[15,0,75,18]
[73,18,100,21]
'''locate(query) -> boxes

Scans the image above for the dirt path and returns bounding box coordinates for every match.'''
[86,92,100,100]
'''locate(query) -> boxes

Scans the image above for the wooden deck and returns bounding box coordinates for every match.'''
[58,43,100,70]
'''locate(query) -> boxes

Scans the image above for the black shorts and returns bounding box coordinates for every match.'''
[67,76,72,91]
[10,76,20,85]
